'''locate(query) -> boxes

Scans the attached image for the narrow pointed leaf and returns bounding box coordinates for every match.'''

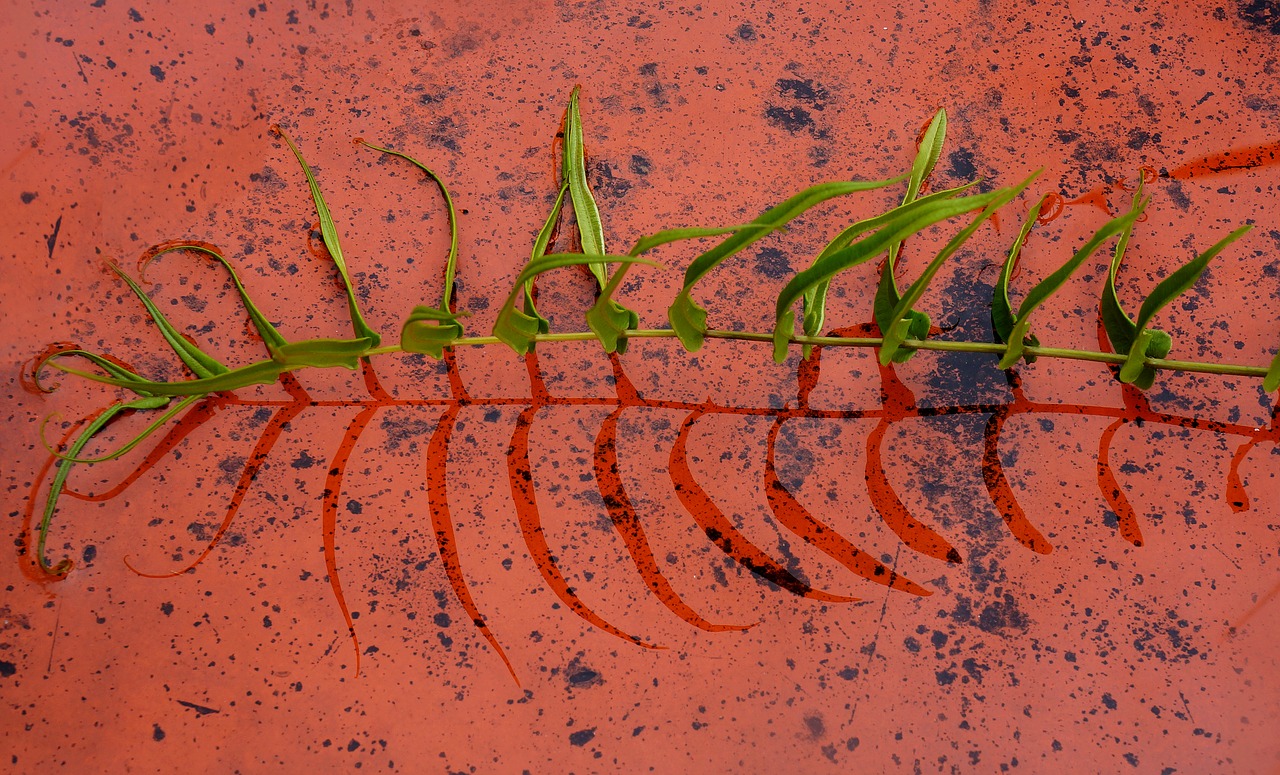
[357,140,462,316]
[584,224,774,354]
[109,264,228,378]
[564,87,608,288]
[401,306,465,359]
[493,253,660,355]
[875,109,950,353]
[1133,225,1252,332]
[47,358,287,396]
[1100,186,1146,361]
[908,109,948,203]
[991,196,1048,347]
[774,188,1018,363]
[522,183,569,335]
[1116,225,1250,386]
[36,347,151,394]
[802,182,976,348]
[140,242,287,350]
[364,139,472,361]
[999,198,1148,368]
[668,175,906,351]
[43,395,200,464]
[627,224,774,257]
[274,126,382,346]
[37,395,172,575]
[879,174,1035,364]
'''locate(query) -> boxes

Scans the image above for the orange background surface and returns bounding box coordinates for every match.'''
[2,0,1279,772]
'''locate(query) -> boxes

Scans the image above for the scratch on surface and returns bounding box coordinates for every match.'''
[847,546,902,723]
[70,51,89,85]
[46,600,62,673]
[176,699,221,716]
[46,215,63,259]
[1178,690,1196,724]
[1225,577,1280,640]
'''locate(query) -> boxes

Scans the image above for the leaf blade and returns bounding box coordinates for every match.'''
[493,253,661,355]
[998,197,1149,368]
[668,175,907,351]
[564,87,608,289]
[109,264,228,378]
[274,126,382,347]
[139,242,287,351]
[356,139,462,317]
[879,174,1036,364]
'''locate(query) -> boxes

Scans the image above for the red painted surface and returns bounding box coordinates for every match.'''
[2,1,1279,772]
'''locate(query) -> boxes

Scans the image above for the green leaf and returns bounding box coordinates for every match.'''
[668,175,906,351]
[140,242,287,351]
[873,109,952,362]
[36,395,172,576]
[271,337,375,370]
[1133,225,1252,333]
[628,224,774,257]
[584,298,640,354]
[357,140,462,317]
[991,195,1048,350]
[907,109,948,203]
[274,126,382,347]
[564,87,608,289]
[801,183,976,350]
[1265,350,1280,393]
[109,264,228,378]
[1117,224,1251,386]
[582,224,772,355]
[998,197,1148,369]
[879,173,1036,364]
[773,309,797,363]
[1118,328,1172,385]
[1100,186,1146,365]
[521,183,570,338]
[401,306,465,359]
[34,347,152,394]
[773,187,1020,363]
[493,253,660,355]
[43,395,200,464]
[46,357,287,396]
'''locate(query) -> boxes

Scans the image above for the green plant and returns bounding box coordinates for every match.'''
[23,87,1278,679]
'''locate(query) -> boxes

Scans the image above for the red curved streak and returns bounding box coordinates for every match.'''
[669,409,857,602]
[1225,406,1277,514]
[74,372,309,503]
[595,407,752,631]
[125,382,310,578]
[507,404,661,649]
[1096,417,1145,547]
[764,416,930,595]
[360,357,392,402]
[981,408,1053,554]
[864,416,962,564]
[1225,438,1256,513]
[321,405,380,676]
[426,403,519,680]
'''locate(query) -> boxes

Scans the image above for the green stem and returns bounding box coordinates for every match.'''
[367,329,1270,380]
